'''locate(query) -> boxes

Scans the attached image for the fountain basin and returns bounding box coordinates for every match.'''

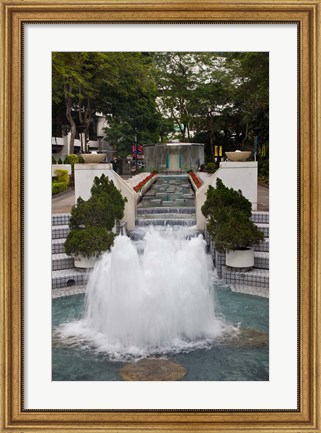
[52,286,269,381]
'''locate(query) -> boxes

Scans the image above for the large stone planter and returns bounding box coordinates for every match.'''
[81,153,106,164]
[74,255,99,269]
[226,248,254,270]
[225,151,251,162]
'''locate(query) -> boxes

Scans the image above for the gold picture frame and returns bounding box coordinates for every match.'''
[1,0,320,431]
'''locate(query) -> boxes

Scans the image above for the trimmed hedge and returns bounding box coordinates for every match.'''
[205,162,216,173]
[65,174,127,259]
[52,169,69,195]
[52,181,68,195]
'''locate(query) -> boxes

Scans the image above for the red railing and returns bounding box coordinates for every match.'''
[188,171,202,189]
[133,172,158,192]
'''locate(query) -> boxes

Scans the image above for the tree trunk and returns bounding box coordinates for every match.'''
[81,96,94,153]
[241,123,249,148]
[64,82,76,154]
[208,114,215,162]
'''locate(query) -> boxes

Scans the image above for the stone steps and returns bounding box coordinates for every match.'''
[256,223,269,238]
[136,213,196,220]
[52,238,66,254]
[135,218,197,227]
[129,226,202,241]
[51,203,270,297]
[251,211,269,224]
[209,210,270,291]
[52,253,74,271]
[254,251,269,270]
[52,225,69,240]
[52,213,71,226]
[137,206,196,215]
[222,267,269,289]
[52,285,87,299]
[52,268,89,289]
[253,238,269,252]
[138,174,195,208]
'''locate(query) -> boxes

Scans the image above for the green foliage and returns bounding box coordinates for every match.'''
[69,195,120,232]
[258,155,269,177]
[58,158,63,164]
[52,51,268,163]
[202,178,264,252]
[89,174,127,219]
[258,175,269,186]
[64,227,114,259]
[65,174,126,258]
[52,181,68,195]
[53,52,162,156]
[52,156,57,164]
[54,169,69,184]
[205,162,216,173]
[64,154,79,165]
[52,169,69,195]
[257,155,269,185]
[64,154,79,183]
[101,53,162,156]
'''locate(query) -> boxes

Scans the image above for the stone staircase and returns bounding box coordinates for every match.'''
[137,175,195,208]
[51,213,88,296]
[52,173,269,298]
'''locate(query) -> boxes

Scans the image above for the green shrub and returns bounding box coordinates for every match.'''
[205,162,216,173]
[64,154,79,165]
[65,174,127,258]
[52,169,69,195]
[52,156,57,164]
[58,158,63,164]
[69,195,121,231]
[65,227,115,258]
[52,181,68,195]
[54,169,69,185]
[258,175,269,186]
[89,174,126,221]
[202,178,264,252]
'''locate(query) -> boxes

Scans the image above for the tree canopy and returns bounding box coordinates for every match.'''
[52,51,269,160]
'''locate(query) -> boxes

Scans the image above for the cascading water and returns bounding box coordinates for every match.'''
[57,226,228,360]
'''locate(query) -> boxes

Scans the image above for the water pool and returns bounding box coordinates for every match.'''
[52,286,268,381]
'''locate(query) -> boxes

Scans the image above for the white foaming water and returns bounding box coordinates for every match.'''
[57,227,227,360]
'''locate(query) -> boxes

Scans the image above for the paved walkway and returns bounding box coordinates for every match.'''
[257,184,269,211]
[52,178,269,213]
[52,188,76,214]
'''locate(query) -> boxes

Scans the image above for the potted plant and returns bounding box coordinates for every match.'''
[201,178,264,270]
[64,174,127,268]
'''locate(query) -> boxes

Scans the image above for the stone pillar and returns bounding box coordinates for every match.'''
[196,161,258,231]
[218,161,258,210]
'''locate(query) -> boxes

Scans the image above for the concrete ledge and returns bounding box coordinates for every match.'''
[74,163,112,170]
[220,161,258,169]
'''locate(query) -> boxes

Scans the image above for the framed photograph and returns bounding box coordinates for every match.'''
[1,0,320,432]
